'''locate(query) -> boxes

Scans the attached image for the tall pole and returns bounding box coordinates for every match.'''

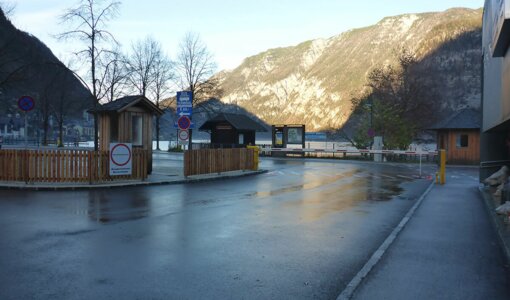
[187,90,193,151]
[370,98,373,131]
[24,111,28,148]
[370,96,374,149]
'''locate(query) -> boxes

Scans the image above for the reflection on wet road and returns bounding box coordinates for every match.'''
[0,156,438,300]
[84,159,423,224]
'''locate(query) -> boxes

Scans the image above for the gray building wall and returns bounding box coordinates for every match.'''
[483,0,510,131]
[481,0,510,180]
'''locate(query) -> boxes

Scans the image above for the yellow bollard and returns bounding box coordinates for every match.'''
[439,149,446,185]
[247,145,259,170]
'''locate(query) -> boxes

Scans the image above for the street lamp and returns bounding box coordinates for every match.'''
[367,96,374,149]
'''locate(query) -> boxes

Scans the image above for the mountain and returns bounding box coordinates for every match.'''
[216,8,482,131]
[0,8,90,115]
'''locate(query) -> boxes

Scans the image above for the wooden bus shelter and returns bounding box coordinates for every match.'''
[199,113,267,148]
[90,95,164,173]
[430,108,481,165]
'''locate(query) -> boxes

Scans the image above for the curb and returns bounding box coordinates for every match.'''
[336,180,435,300]
[0,170,268,191]
[479,186,510,265]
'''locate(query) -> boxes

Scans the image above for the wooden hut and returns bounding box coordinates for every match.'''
[431,108,481,164]
[199,113,267,148]
[90,96,164,173]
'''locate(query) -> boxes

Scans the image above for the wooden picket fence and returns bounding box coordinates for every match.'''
[184,148,256,177]
[0,149,148,183]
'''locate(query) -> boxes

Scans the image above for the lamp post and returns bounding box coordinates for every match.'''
[367,96,374,149]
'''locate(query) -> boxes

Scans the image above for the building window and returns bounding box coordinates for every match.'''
[456,134,469,148]
[110,115,118,142]
[132,115,143,146]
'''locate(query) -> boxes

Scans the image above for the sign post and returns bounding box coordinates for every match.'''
[175,91,193,149]
[18,96,35,147]
[109,143,132,176]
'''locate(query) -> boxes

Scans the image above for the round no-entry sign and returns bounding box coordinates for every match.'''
[177,115,191,130]
[178,129,189,141]
[110,143,132,166]
[18,96,35,112]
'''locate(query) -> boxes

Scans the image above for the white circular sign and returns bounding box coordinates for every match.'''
[110,143,132,166]
[178,129,189,141]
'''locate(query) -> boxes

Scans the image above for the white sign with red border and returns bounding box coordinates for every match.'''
[178,129,189,144]
[109,143,132,176]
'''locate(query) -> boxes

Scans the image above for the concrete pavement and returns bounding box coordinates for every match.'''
[347,169,510,300]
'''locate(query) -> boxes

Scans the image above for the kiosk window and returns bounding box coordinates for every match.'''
[132,115,143,146]
[456,134,468,148]
[110,115,118,142]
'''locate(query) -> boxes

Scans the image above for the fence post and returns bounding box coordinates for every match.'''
[24,149,29,184]
[88,151,93,184]
[247,146,259,171]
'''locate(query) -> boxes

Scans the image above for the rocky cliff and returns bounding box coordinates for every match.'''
[217,8,482,130]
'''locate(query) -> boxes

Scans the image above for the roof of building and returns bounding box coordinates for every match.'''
[199,113,268,132]
[89,95,164,116]
[430,108,481,130]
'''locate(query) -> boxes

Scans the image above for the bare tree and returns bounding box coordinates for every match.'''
[58,0,120,151]
[0,1,16,18]
[176,32,220,148]
[102,47,129,102]
[49,59,86,147]
[150,54,174,150]
[128,36,161,97]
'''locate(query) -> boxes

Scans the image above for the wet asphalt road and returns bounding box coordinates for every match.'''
[0,156,435,299]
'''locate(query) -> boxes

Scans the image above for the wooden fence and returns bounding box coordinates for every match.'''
[184,148,256,177]
[0,149,148,183]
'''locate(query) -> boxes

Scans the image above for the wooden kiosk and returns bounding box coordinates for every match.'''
[199,113,267,148]
[430,108,481,165]
[91,95,164,174]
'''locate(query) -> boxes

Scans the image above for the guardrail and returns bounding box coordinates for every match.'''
[260,147,438,161]
[261,147,438,156]
[0,149,148,183]
[184,148,256,177]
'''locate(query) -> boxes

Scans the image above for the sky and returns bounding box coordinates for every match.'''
[9,0,483,71]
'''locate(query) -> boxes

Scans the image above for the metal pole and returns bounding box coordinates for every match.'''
[24,112,28,148]
[370,97,374,149]
[419,154,422,178]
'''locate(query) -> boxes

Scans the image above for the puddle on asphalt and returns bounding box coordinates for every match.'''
[85,190,150,223]
[253,170,412,221]
[246,170,359,198]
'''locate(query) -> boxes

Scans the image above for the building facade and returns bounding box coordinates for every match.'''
[432,109,481,165]
[481,0,510,179]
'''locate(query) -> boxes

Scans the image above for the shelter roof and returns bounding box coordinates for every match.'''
[89,95,164,116]
[199,113,268,132]
[430,108,481,130]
